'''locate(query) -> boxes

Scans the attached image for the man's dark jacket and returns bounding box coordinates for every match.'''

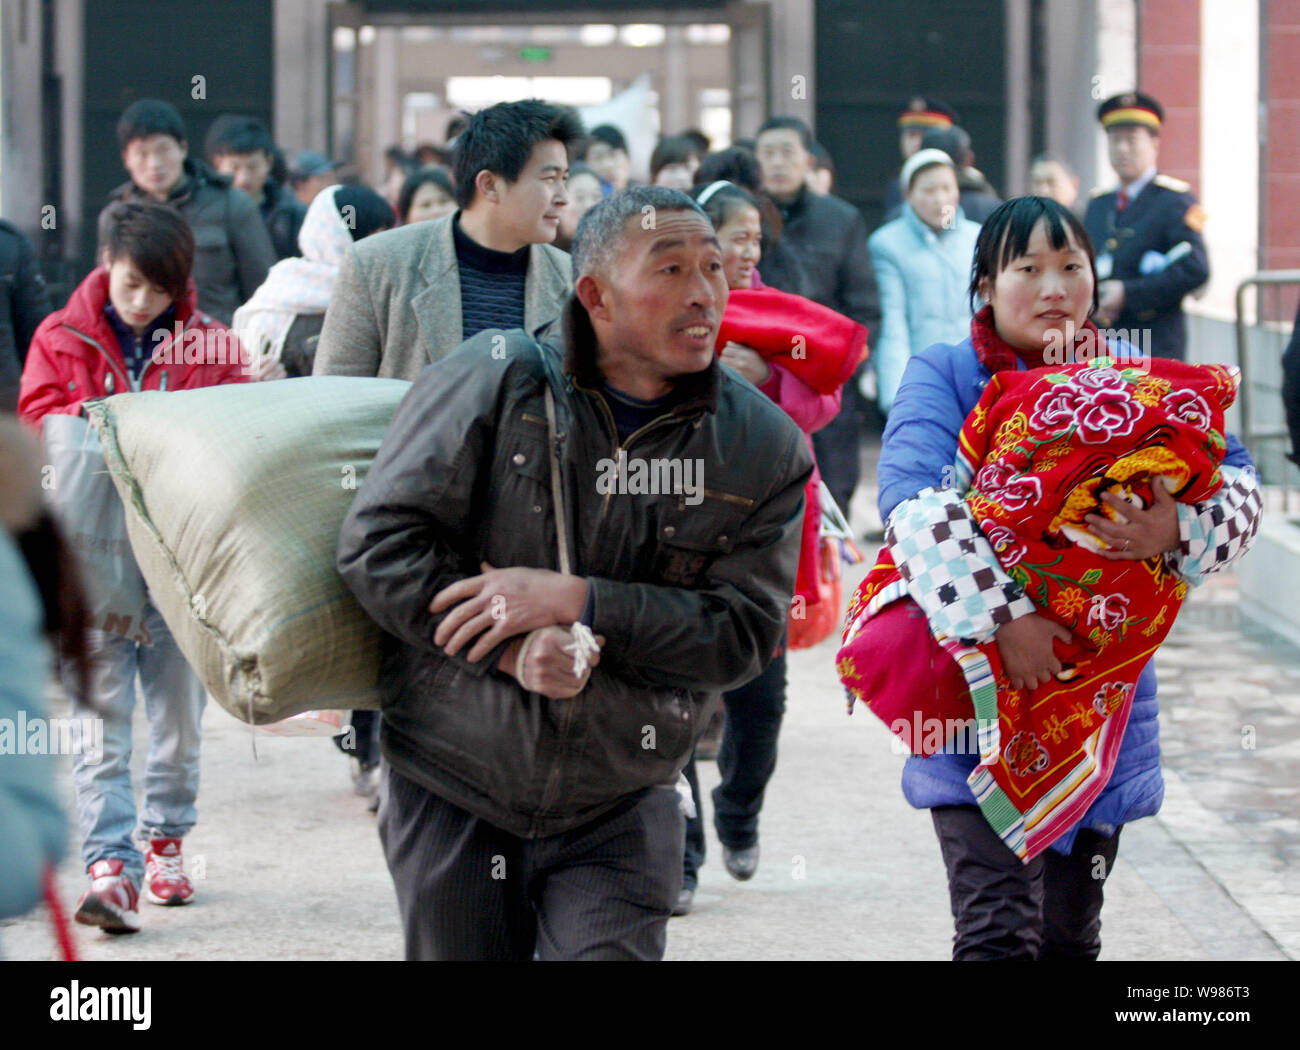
[1083,173,1210,361]
[261,177,307,260]
[772,186,880,345]
[108,157,276,325]
[0,221,53,412]
[337,296,813,838]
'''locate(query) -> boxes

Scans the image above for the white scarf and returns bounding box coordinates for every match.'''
[232,184,354,365]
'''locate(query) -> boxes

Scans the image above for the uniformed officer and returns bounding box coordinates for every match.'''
[881,96,959,222]
[1084,91,1209,361]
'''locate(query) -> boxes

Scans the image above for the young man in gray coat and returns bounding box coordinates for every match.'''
[316,99,582,801]
[312,99,581,382]
[336,187,813,960]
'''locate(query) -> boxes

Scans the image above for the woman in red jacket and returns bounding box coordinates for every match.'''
[20,200,247,935]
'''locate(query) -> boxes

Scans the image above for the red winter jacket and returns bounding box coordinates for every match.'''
[18,267,249,427]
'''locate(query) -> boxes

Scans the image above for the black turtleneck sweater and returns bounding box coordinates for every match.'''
[453,215,529,339]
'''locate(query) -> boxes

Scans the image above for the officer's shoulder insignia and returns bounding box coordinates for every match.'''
[1153,173,1191,194]
[1183,203,1208,232]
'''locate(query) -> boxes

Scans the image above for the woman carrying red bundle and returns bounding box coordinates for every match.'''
[839,196,1260,959]
[675,180,865,915]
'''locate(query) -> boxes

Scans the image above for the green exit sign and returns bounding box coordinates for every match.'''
[518,46,552,62]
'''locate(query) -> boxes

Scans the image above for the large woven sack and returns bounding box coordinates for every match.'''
[85,376,411,724]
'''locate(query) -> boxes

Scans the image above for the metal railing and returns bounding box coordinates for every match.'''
[1235,271,1300,511]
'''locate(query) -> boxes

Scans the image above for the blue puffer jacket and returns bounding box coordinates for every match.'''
[867,205,981,415]
[878,336,1254,854]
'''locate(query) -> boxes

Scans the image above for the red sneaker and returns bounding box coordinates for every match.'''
[144,838,194,906]
[75,859,141,933]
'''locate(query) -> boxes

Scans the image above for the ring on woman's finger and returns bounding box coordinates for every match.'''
[1123,538,1132,551]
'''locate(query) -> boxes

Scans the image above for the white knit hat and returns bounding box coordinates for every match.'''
[900,147,955,192]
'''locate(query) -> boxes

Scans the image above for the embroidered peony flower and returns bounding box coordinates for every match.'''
[982,523,1027,567]
[973,462,1043,512]
[1029,384,1086,434]
[1073,367,1128,392]
[1073,387,1143,444]
[1030,372,1142,444]
[1162,388,1213,432]
[1086,591,1131,632]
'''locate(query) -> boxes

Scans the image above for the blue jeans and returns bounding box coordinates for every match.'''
[65,601,205,886]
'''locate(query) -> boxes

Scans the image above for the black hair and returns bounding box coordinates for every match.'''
[334,184,395,241]
[269,146,288,185]
[452,99,585,209]
[809,141,836,176]
[397,165,456,224]
[116,99,187,151]
[414,142,442,165]
[445,113,471,142]
[681,128,712,155]
[204,114,275,161]
[583,123,629,156]
[756,116,813,151]
[968,196,1099,315]
[920,125,973,167]
[98,200,195,302]
[650,136,700,179]
[690,181,760,232]
[696,147,763,194]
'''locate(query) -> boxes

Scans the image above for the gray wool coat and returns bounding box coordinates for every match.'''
[312,213,573,382]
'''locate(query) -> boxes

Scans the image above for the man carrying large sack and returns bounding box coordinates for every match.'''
[336,186,813,960]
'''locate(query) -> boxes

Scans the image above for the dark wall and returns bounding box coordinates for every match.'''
[814,0,1006,232]
[79,0,273,279]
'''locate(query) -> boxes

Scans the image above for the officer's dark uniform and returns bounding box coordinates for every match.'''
[1083,92,1209,361]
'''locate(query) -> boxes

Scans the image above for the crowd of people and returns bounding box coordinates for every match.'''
[0,85,1278,962]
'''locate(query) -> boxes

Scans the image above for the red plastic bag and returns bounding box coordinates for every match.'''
[788,535,842,650]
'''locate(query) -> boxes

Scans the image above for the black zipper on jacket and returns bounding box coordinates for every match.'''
[528,381,698,830]
[574,381,704,572]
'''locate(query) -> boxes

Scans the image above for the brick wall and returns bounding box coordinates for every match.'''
[1264,0,1300,320]
[1138,0,1202,195]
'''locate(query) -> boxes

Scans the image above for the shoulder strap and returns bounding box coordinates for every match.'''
[541,358,573,577]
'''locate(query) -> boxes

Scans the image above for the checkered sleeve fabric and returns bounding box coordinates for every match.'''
[884,486,1037,645]
[1164,464,1263,585]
